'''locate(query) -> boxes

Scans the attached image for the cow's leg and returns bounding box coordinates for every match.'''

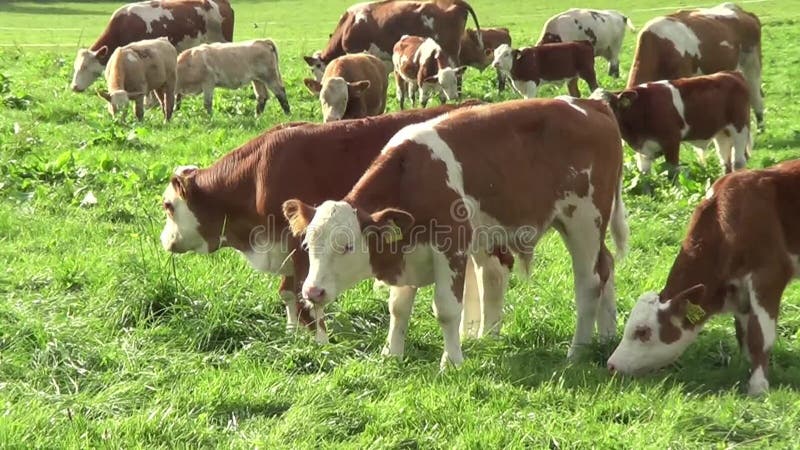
[203,87,214,116]
[420,85,432,108]
[473,252,510,337]
[163,86,175,122]
[739,48,765,131]
[382,285,417,357]
[134,97,145,121]
[634,153,654,173]
[595,243,617,343]
[174,93,183,111]
[662,141,681,178]
[731,126,750,171]
[608,59,620,78]
[408,83,418,107]
[279,276,299,330]
[263,76,291,115]
[567,78,581,97]
[395,73,406,110]
[252,80,268,116]
[460,257,481,339]
[745,264,789,396]
[712,132,735,174]
[734,312,751,363]
[432,251,465,368]
[496,69,506,93]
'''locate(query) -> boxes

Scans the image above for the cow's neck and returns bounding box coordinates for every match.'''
[319,29,346,63]
[660,240,727,319]
[344,152,406,215]
[90,26,120,66]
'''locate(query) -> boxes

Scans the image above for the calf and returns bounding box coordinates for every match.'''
[159,102,479,343]
[176,39,290,116]
[284,97,629,367]
[608,160,800,396]
[538,9,636,78]
[393,35,467,109]
[591,71,751,174]
[492,41,598,99]
[303,53,389,122]
[459,27,512,92]
[97,37,177,122]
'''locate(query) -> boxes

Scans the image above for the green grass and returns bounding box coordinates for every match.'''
[2,0,800,447]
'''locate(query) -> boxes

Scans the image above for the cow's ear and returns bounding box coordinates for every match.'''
[366,208,415,243]
[283,199,316,237]
[455,65,469,76]
[94,45,108,58]
[170,165,198,198]
[96,89,111,102]
[664,284,706,320]
[347,80,370,96]
[304,78,322,94]
[303,56,318,67]
[423,74,438,83]
[619,90,638,109]
[512,49,521,60]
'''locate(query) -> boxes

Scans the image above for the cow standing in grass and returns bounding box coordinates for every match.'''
[393,35,467,108]
[459,27,512,92]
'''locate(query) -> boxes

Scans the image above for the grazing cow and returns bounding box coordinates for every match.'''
[303,0,481,80]
[97,37,177,122]
[492,42,599,99]
[591,71,751,174]
[159,102,479,343]
[283,98,629,367]
[71,0,234,92]
[628,3,764,129]
[175,39,291,116]
[393,35,467,108]
[608,160,800,396]
[303,53,389,122]
[459,27,512,92]
[537,9,636,78]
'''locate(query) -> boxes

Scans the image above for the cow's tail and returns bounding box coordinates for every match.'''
[610,165,629,261]
[623,15,637,32]
[463,1,483,48]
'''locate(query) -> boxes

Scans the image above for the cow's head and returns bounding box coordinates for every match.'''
[282,199,414,304]
[304,77,370,122]
[303,52,326,82]
[539,32,563,45]
[424,66,467,101]
[160,165,214,254]
[71,46,108,92]
[589,88,637,120]
[491,44,516,74]
[607,284,706,375]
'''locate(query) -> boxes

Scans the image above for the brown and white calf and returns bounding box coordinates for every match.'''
[591,71,751,174]
[97,37,177,122]
[303,53,389,122]
[629,3,763,129]
[176,39,290,116]
[492,41,599,98]
[459,27,512,92]
[159,102,478,343]
[393,35,467,108]
[608,160,800,396]
[304,0,481,81]
[72,0,234,92]
[284,98,629,367]
[537,9,636,78]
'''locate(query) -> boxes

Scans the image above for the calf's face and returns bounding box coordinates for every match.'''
[434,67,466,101]
[491,44,514,74]
[305,77,371,122]
[72,47,107,92]
[303,53,326,82]
[160,166,211,254]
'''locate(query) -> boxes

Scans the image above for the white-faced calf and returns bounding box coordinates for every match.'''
[392,35,467,109]
[609,160,800,396]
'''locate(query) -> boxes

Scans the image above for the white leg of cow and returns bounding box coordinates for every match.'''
[382,285,417,357]
[511,80,538,99]
[281,290,299,330]
[596,265,617,343]
[739,49,765,131]
[732,126,750,170]
[635,153,654,173]
[460,257,481,339]
[432,251,464,368]
[203,87,214,116]
[474,254,510,337]
[408,83,418,107]
[712,131,734,174]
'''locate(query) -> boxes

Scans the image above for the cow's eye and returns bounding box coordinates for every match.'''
[163,201,174,214]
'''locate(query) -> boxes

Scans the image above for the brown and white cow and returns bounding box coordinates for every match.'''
[591,71,751,174]
[303,0,481,81]
[628,3,763,129]
[492,41,599,99]
[159,102,479,343]
[537,9,636,78]
[72,0,234,92]
[176,39,291,116]
[608,160,800,396]
[97,37,177,122]
[284,98,629,367]
[393,35,467,108]
[303,53,389,122]
[459,27,511,92]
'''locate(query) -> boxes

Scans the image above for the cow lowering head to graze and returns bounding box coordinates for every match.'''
[159,102,480,343]
[303,53,389,122]
[175,39,291,116]
[492,41,599,99]
[537,9,636,78]
[393,35,467,109]
[608,160,800,396]
[303,0,482,80]
[283,97,629,367]
[71,0,234,92]
[628,3,764,130]
[97,37,177,122]
[591,71,751,175]
[459,27,511,92]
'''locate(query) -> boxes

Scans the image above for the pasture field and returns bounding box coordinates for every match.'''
[2,0,800,447]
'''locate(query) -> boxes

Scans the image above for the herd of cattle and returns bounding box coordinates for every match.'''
[66,0,799,396]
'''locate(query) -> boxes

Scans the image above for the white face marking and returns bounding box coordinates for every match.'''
[302,201,373,303]
[437,67,459,101]
[319,77,348,122]
[71,49,105,91]
[421,15,435,30]
[653,80,689,137]
[309,51,326,82]
[647,18,701,59]
[608,292,701,374]
[159,182,210,254]
[105,90,129,117]
[129,5,174,33]
[354,9,369,24]
[555,95,588,115]
[491,44,513,74]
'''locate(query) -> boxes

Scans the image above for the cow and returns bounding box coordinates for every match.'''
[492,42,599,99]
[71,0,234,93]
[393,35,467,108]
[537,9,636,78]
[591,71,751,175]
[608,160,800,396]
[303,53,389,122]
[97,37,177,122]
[175,39,291,116]
[283,97,629,367]
[459,27,512,92]
[628,3,764,130]
[159,102,480,344]
[303,0,481,82]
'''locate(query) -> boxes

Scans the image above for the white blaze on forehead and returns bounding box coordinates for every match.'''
[320,77,348,122]
[556,95,588,116]
[491,44,513,73]
[654,80,689,137]
[648,18,701,59]
[128,5,175,33]
[159,182,209,254]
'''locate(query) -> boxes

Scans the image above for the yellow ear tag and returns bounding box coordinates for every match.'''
[384,220,403,243]
[685,302,705,325]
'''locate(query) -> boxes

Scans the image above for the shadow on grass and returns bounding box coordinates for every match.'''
[210,399,291,426]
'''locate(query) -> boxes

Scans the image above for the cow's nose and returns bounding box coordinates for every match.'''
[607,362,617,373]
[303,286,326,302]
[71,84,82,92]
